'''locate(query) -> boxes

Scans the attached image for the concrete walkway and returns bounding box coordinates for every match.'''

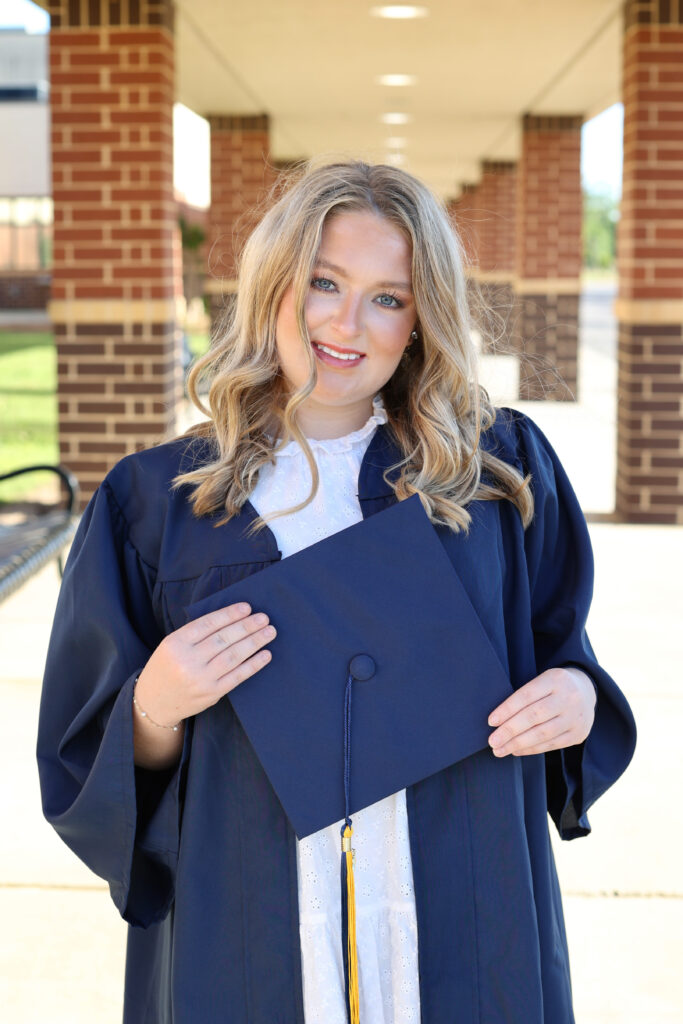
[1,287,681,1022]
[0,309,51,332]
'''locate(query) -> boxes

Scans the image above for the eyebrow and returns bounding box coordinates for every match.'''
[315,258,413,294]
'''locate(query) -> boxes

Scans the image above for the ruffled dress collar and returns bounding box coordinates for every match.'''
[274,396,388,457]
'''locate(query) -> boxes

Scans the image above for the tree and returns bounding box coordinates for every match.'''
[582,188,619,269]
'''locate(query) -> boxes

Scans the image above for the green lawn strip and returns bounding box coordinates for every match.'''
[0,331,58,503]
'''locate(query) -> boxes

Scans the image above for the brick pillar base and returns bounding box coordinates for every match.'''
[48,0,180,505]
[616,321,683,523]
[206,114,270,334]
[54,314,178,486]
[515,115,583,401]
[474,281,519,357]
[615,0,683,524]
[516,291,579,400]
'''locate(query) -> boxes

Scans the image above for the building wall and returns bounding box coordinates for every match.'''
[0,103,50,197]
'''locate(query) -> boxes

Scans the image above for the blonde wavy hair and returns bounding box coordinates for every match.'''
[176,159,532,532]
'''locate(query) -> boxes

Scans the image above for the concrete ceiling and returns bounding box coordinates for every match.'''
[175,0,623,198]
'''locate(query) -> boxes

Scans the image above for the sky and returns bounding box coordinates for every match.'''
[3,0,623,205]
[581,104,623,200]
[2,0,48,34]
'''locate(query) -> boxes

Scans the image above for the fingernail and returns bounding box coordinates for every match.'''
[488,714,498,726]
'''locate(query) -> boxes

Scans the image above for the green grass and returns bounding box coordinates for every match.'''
[0,331,58,503]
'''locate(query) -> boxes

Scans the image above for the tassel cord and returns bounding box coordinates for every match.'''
[341,673,360,1024]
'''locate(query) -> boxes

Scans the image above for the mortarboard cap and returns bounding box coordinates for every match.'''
[184,494,512,840]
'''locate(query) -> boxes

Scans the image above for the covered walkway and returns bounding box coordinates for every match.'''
[25,0,683,523]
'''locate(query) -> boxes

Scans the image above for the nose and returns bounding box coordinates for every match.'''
[330,292,363,340]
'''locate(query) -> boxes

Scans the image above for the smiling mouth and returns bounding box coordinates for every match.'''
[312,341,365,364]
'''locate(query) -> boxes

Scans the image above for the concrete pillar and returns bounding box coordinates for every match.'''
[205,114,271,326]
[47,0,181,504]
[615,0,683,524]
[476,160,518,350]
[515,114,583,400]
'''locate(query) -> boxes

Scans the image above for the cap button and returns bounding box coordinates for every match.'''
[349,654,376,681]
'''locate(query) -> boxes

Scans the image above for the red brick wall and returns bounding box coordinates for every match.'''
[473,161,518,353]
[47,0,181,504]
[448,183,481,269]
[616,0,683,523]
[207,114,271,285]
[48,16,176,304]
[516,115,582,281]
[477,161,517,276]
[619,14,683,301]
[515,114,583,400]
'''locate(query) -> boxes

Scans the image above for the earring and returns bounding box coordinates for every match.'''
[410,329,419,342]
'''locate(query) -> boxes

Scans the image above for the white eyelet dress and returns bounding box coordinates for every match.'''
[248,398,421,1024]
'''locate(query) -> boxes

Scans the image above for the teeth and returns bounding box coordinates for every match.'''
[315,343,361,361]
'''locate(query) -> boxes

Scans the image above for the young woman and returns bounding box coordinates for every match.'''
[38,160,636,1024]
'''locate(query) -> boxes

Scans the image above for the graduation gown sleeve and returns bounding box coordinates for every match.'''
[512,412,637,839]
[37,477,184,927]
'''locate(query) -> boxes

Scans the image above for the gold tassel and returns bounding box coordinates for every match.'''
[342,824,360,1024]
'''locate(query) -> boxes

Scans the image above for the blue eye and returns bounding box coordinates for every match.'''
[311,277,336,292]
[376,293,402,309]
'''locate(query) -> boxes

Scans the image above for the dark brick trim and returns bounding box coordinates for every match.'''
[616,320,683,524]
[207,114,270,133]
[625,0,683,29]
[480,160,517,175]
[522,114,583,132]
[47,0,174,30]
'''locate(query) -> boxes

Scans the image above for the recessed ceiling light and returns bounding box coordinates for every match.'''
[385,136,407,148]
[385,152,407,166]
[380,112,412,125]
[371,5,429,18]
[376,74,417,87]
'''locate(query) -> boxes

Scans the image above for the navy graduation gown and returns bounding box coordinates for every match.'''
[37,409,636,1023]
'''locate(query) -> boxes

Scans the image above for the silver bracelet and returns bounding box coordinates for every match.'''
[133,676,181,732]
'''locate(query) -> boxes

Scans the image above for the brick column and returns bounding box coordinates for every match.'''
[48,0,181,505]
[447,183,482,322]
[515,114,583,400]
[448,182,481,270]
[476,160,518,350]
[615,0,683,524]
[205,114,270,325]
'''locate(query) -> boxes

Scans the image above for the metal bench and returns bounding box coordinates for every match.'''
[0,465,79,604]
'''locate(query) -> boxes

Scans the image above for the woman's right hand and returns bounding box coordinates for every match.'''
[133,602,276,769]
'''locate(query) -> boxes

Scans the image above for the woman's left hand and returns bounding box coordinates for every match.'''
[487,666,597,757]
